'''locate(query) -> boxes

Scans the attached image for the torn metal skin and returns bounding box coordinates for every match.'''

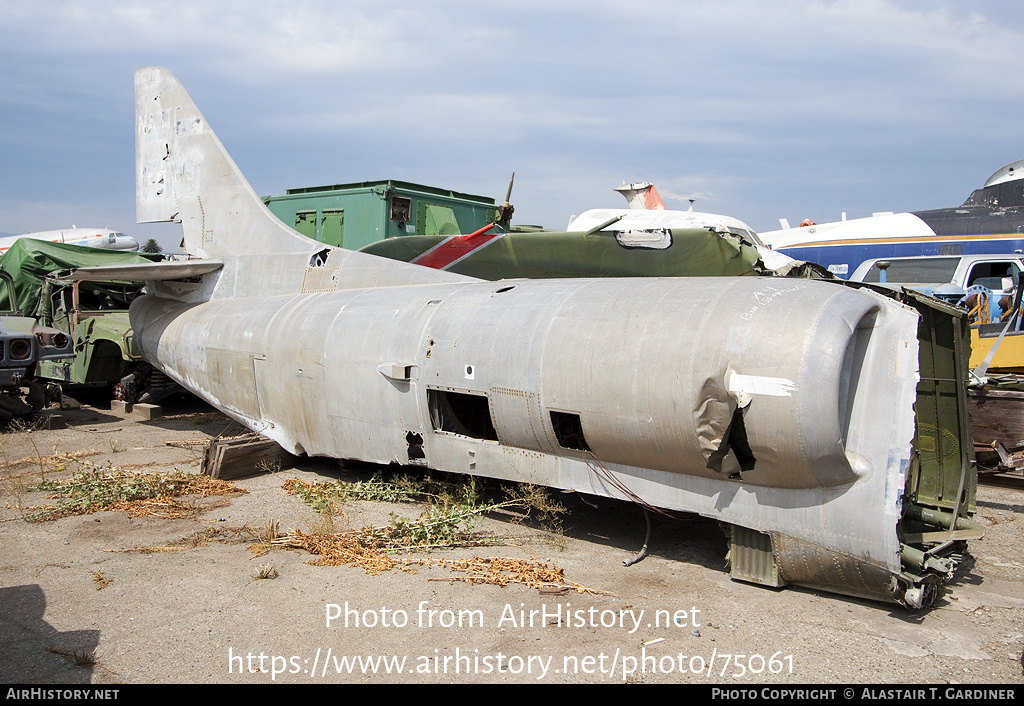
[73,68,978,609]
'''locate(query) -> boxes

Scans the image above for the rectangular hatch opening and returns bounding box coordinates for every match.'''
[428,389,498,441]
[550,411,590,451]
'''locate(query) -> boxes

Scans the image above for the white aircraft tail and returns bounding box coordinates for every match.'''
[614,181,667,210]
[134,67,463,300]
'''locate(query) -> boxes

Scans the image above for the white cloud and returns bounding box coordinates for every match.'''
[1,0,1023,233]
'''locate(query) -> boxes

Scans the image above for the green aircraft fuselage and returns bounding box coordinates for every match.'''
[358,226,770,280]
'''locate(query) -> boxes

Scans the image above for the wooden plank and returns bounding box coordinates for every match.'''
[201,433,292,480]
[968,388,1024,446]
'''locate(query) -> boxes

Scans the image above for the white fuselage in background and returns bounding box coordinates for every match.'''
[0,228,139,254]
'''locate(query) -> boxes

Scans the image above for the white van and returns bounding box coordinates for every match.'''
[850,254,1024,300]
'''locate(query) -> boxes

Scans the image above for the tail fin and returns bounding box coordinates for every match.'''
[138,67,469,300]
[136,67,328,298]
[136,68,313,255]
[614,181,667,210]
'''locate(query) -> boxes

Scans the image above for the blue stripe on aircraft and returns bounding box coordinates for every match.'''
[779,237,1024,279]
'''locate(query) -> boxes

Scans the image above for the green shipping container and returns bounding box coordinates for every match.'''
[262,180,498,250]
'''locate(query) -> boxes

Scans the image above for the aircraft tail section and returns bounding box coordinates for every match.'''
[614,181,667,210]
[134,67,467,301]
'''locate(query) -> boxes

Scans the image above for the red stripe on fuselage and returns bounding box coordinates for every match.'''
[410,230,505,270]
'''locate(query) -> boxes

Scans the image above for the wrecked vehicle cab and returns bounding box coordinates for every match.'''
[37,275,143,386]
[0,269,74,388]
[0,269,74,418]
[0,239,162,394]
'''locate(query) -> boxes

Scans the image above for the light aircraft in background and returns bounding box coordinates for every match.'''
[0,227,139,254]
[566,180,764,242]
[757,160,1024,277]
[70,68,977,608]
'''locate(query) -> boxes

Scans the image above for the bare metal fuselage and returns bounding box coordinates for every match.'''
[132,265,921,604]
[99,67,978,608]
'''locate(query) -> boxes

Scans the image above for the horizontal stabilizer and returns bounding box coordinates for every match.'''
[61,259,223,282]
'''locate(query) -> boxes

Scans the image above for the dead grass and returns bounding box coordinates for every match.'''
[109,524,261,554]
[155,411,231,424]
[164,439,211,448]
[46,646,97,668]
[256,519,280,544]
[271,528,405,574]
[110,545,192,554]
[45,646,116,676]
[424,556,611,595]
[191,412,230,425]
[0,449,103,472]
[1,452,103,521]
[253,562,279,580]
[269,474,590,592]
[92,570,112,590]
[266,527,608,593]
[27,469,246,521]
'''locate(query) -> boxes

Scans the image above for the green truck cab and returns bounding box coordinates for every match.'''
[0,269,74,388]
[0,239,161,393]
[36,277,142,385]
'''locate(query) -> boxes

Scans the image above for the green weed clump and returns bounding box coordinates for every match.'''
[283,471,434,512]
[28,469,244,521]
[275,472,569,575]
[272,473,603,593]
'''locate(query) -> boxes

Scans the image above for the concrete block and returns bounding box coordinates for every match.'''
[40,414,66,430]
[133,403,162,420]
[111,400,133,414]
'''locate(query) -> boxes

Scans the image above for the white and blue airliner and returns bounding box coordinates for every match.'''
[758,160,1024,278]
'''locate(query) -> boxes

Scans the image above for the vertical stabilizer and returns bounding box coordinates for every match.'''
[614,181,667,210]
[135,67,319,298]
[134,67,465,299]
[132,69,308,300]
[135,68,314,260]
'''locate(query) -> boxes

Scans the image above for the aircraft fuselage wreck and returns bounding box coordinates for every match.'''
[75,68,978,609]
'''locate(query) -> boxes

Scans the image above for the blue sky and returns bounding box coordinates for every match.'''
[1,1,1022,250]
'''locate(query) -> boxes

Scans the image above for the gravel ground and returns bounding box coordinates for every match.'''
[1,395,1022,685]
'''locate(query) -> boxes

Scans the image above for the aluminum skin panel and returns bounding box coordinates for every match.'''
[121,67,962,606]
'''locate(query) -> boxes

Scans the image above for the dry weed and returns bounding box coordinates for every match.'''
[110,545,191,554]
[189,411,230,425]
[253,563,279,580]
[91,570,112,590]
[255,458,281,474]
[274,528,404,575]
[303,510,336,535]
[425,556,610,595]
[46,646,97,668]
[8,418,44,474]
[45,646,115,676]
[28,469,246,521]
[270,474,601,593]
[0,449,102,472]
[257,519,280,543]
[110,525,262,556]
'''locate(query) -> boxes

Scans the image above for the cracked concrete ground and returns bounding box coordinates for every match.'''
[1,395,1021,684]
